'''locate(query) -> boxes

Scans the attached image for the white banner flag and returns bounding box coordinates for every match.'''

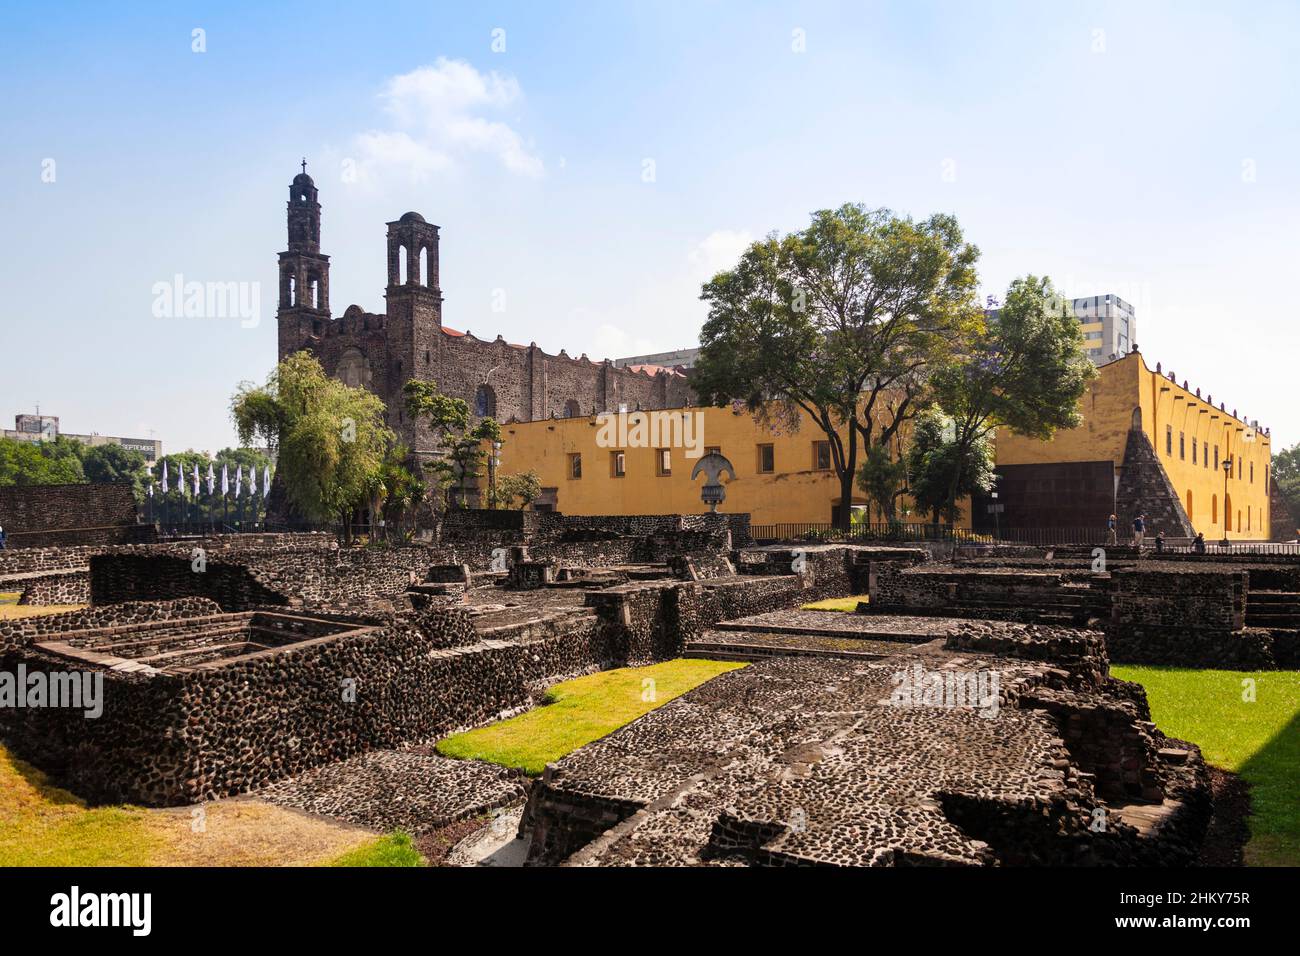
[235,466,242,498]
[262,464,271,497]
[161,460,169,494]
[221,462,229,495]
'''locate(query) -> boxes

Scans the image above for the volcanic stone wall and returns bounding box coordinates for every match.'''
[0,482,151,549]
[2,558,841,805]
[1104,565,1287,667]
[5,604,621,805]
[15,571,90,606]
[0,597,223,653]
[872,564,1105,625]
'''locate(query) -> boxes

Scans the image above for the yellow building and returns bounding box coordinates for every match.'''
[495,405,949,529]
[991,351,1273,539]
[496,351,1275,540]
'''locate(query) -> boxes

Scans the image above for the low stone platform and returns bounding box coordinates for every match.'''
[523,631,1210,867]
[713,609,970,642]
[257,749,526,835]
[685,628,923,662]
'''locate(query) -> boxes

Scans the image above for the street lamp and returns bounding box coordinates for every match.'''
[1220,455,1233,549]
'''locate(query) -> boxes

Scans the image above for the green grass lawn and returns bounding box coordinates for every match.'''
[327,831,423,867]
[437,659,746,774]
[802,595,869,612]
[1112,666,1300,866]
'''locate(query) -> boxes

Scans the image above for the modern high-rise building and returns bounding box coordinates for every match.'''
[1070,293,1136,365]
[986,293,1136,367]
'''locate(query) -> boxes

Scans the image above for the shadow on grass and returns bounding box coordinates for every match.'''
[1237,707,1300,866]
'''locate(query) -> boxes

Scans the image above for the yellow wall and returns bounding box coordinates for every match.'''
[996,352,1273,539]
[496,405,964,527]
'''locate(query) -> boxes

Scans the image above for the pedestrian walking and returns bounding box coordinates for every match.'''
[1107,513,1118,545]
[1132,513,1145,548]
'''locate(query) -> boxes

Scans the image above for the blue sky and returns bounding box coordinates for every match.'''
[2,0,1297,454]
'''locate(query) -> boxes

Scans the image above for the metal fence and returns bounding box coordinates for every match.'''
[749,522,1112,547]
[1166,542,1300,556]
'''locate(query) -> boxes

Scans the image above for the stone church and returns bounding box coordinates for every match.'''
[275,166,695,461]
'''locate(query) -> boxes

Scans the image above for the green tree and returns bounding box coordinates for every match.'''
[0,436,87,486]
[403,380,502,509]
[693,204,981,528]
[375,445,426,540]
[929,275,1097,524]
[906,409,996,525]
[82,443,147,484]
[232,352,393,541]
[495,471,542,510]
[856,443,908,524]
[1273,443,1300,536]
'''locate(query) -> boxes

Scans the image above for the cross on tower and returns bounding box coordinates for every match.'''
[301,157,307,174]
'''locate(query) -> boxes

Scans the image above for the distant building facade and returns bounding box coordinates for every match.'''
[983,351,1274,539]
[274,168,694,463]
[612,347,700,371]
[4,414,162,465]
[988,293,1136,367]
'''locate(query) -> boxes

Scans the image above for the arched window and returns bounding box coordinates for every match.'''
[563,399,581,418]
[399,245,408,285]
[309,278,320,309]
[475,383,496,418]
[288,275,297,306]
[421,247,431,287]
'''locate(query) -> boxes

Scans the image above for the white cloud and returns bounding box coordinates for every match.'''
[687,229,753,280]
[589,320,659,362]
[352,59,542,182]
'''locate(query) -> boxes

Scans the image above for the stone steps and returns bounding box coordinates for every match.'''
[712,619,936,643]
[1246,591,1300,628]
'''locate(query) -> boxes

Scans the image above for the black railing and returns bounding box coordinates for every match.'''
[749,522,1112,547]
[1167,542,1300,555]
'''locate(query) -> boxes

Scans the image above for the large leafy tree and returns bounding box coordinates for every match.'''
[929,275,1097,524]
[1274,443,1300,535]
[906,408,996,524]
[232,352,393,539]
[0,436,86,486]
[495,471,542,510]
[694,204,981,528]
[374,444,426,540]
[403,380,502,509]
[82,443,147,484]
[856,443,907,523]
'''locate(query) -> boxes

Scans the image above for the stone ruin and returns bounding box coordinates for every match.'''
[0,517,864,807]
[1,518,1276,866]
[872,546,1300,669]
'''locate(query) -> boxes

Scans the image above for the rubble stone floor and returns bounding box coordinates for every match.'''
[529,638,1204,867]
[257,748,526,835]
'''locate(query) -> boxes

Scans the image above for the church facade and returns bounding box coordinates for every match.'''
[274,167,695,459]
